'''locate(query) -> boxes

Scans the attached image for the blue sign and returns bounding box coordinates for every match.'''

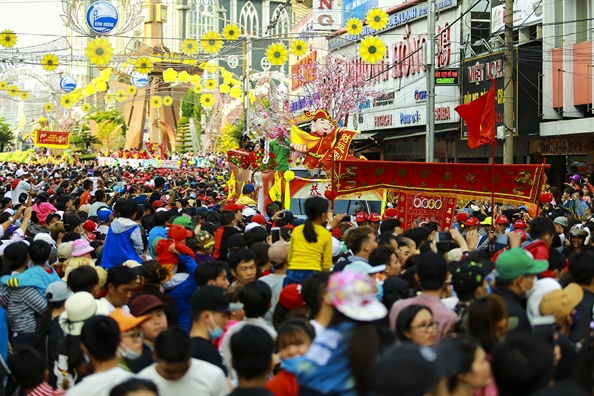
[59,76,77,93]
[342,0,378,21]
[132,73,149,88]
[86,1,119,34]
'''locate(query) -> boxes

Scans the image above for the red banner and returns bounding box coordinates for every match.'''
[334,160,546,204]
[34,131,70,149]
[397,191,458,231]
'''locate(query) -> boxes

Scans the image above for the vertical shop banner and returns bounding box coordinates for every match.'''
[397,191,457,231]
[34,131,70,149]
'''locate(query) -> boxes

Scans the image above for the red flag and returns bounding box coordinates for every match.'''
[455,79,496,149]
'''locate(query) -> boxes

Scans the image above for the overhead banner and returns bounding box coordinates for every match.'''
[334,160,546,204]
[34,131,70,149]
[396,191,457,231]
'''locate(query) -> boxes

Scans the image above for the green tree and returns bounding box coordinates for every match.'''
[82,109,127,134]
[175,116,193,153]
[180,89,203,150]
[0,117,15,152]
[70,131,100,152]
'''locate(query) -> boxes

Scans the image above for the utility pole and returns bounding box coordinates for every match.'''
[243,39,252,136]
[425,0,436,162]
[503,0,514,164]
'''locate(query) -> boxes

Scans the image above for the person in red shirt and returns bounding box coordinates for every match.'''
[79,180,93,206]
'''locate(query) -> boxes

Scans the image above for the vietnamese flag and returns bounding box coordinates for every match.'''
[455,79,496,149]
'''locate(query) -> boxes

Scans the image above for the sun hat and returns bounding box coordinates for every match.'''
[59,292,109,336]
[71,239,94,257]
[344,261,386,275]
[168,224,192,241]
[46,281,73,303]
[172,216,193,230]
[539,284,584,326]
[190,286,243,312]
[109,308,150,333]
[326,270,387,321]
[526,278,562,322]
[34,233,55,246]
[495,248,549,281]
[129,294,168,317]
[279,284,306,310]
[57,241,73,261]
[268,240,289,264]
[194,230,215,249]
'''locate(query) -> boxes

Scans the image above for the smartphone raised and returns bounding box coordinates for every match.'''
[436,232,452,243]
[271,227,281,243]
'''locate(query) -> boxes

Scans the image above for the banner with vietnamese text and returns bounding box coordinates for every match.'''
[34,131,70,149]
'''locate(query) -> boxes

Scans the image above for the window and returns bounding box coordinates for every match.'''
[269,5,290,38]
[240,1,259,37]
[554,0,563,48]
[576,1,589,44]
[162,0,179,52]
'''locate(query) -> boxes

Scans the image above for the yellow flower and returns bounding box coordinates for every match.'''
[220,69,232,82]
[201,31,223,54]
[366,8,388,31]
[359,36,386,64]
[71,89,84,102]
[7,85,19,97]
[223,24,240,41]
[163,68,178,83]
[249,91,256,104]
[181,38,199,55]
[86,37,114,66]
[163,96,173,106]
[60,95,74,109]
[135,57,153,74]
[83,84,97,97]
[115,89,128,102]
[291,39,308,57]
[190,74,201,86]
[219,83,230,94]
[266,43,288,66]
[150,96,162,109]
[205,79,217,90]
[41,53,59,72]
[178,71,191,83]
[200,93,214,108]
[81,103,92,112]
[43,103,54,112]
[127,85,137,95]
[96,81,108,92]
[193,85,203,93]
[229,86,242,99]
[19,91,29,100]
[0,81,6,90]
[345,18,363,36]
[0,30,17,49]
[104,93,115,103]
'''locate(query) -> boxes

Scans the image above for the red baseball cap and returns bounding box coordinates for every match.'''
[368,213,381,223]
[278,284,305,310]
[152,200,166,209]
[495,215,510,225]
[355,212,368,223]
[456,212,468,222]
[251,214,270,225]
[382,208,398,221]
[514,229,527,239]
[223,203,245,212]
[83,220,97,233]
[168,224,193,241]
[463,217,480,227]
[513,219,526,230]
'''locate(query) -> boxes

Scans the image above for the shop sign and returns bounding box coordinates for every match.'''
[435,69,459,85]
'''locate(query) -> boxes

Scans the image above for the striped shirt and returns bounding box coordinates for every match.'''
[31,382,65,396]
[0,282,47,333]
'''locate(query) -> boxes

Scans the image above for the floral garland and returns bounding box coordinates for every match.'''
[255,150,277,171]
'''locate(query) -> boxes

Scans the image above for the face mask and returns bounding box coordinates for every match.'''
[521,278,536,298]
[118,345,141,360]
[207,315,224,340]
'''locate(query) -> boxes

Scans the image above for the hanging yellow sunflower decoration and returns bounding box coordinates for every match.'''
[0,81,7,91]
[266,43,288,66]
[219,83,230,94]
[181,38,199,55]
[163,96,173,106]
[201,93,214,108]
[229,86,242,99]
[150,96,162,109]
[7,85,19,97]
[193,85,203,94]
[345,18,363,36]
[200,31,223,54]
[291,40,308,57]
[0,30,17,49]
[86,37,114,66]
[115,89,128,102]
[135,57,153,74]
[223,24,240,41]
[365,8,388,30]
[81,103,92,112]
[163,68,178,83]
[104,93,115,103]
[127,86,137,95]
[19,91,29,100]
[83,84,97,97]
[205,79,217,91]
[190,74,201,86]
[178,71,191,83]
[41,53,59,72]
[96,81,108,92]
[60,95,74,109]
[43,103,54,112]
[359,36,386,64]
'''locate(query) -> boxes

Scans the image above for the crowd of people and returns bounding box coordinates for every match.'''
[0,161,592,396]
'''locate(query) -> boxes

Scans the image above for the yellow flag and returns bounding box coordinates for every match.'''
[269,171,283,202]
[227,171,236,199]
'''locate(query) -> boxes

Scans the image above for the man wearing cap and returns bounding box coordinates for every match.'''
[190,286,243,375]
[452,261,493,327]
[11,168,32,203]
[236,184,257,207]
[493,248,549,335]
[553,216,568,252]
[355,212,369,227]
[223,202,245,225]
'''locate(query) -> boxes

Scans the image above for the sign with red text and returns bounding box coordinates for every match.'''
[34,131,70,149]
[312,0,342,31]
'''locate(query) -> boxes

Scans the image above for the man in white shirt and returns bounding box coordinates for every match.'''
[138,326,229,396]
[67,316,133,396]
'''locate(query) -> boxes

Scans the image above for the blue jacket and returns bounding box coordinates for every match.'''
[101,218,144,269]
[148,226,167,258]
[167,254,197,331]
[1,266,61,296]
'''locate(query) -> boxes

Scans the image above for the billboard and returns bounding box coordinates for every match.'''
[491,0,543,34]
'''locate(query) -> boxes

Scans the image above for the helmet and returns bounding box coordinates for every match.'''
[570,224,591,245]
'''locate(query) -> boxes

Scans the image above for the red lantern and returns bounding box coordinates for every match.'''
[324,189,337,200]
[540,192,553,204]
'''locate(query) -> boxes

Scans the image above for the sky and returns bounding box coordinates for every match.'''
[0,0,65,48]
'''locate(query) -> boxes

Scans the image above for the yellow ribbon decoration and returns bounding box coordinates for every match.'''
[283,170,295,210]
[269,171,283,203]
[381,189,387,217]
[227,171,237,199]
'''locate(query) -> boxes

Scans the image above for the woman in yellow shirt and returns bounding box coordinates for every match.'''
[285,196,338,286]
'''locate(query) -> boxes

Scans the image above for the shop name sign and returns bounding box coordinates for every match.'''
[435,69,459,85]
[467,59,504,83]
[369,106,453,129]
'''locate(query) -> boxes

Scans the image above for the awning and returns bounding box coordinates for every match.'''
[352,132,377,141]
[383,127,459,141]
